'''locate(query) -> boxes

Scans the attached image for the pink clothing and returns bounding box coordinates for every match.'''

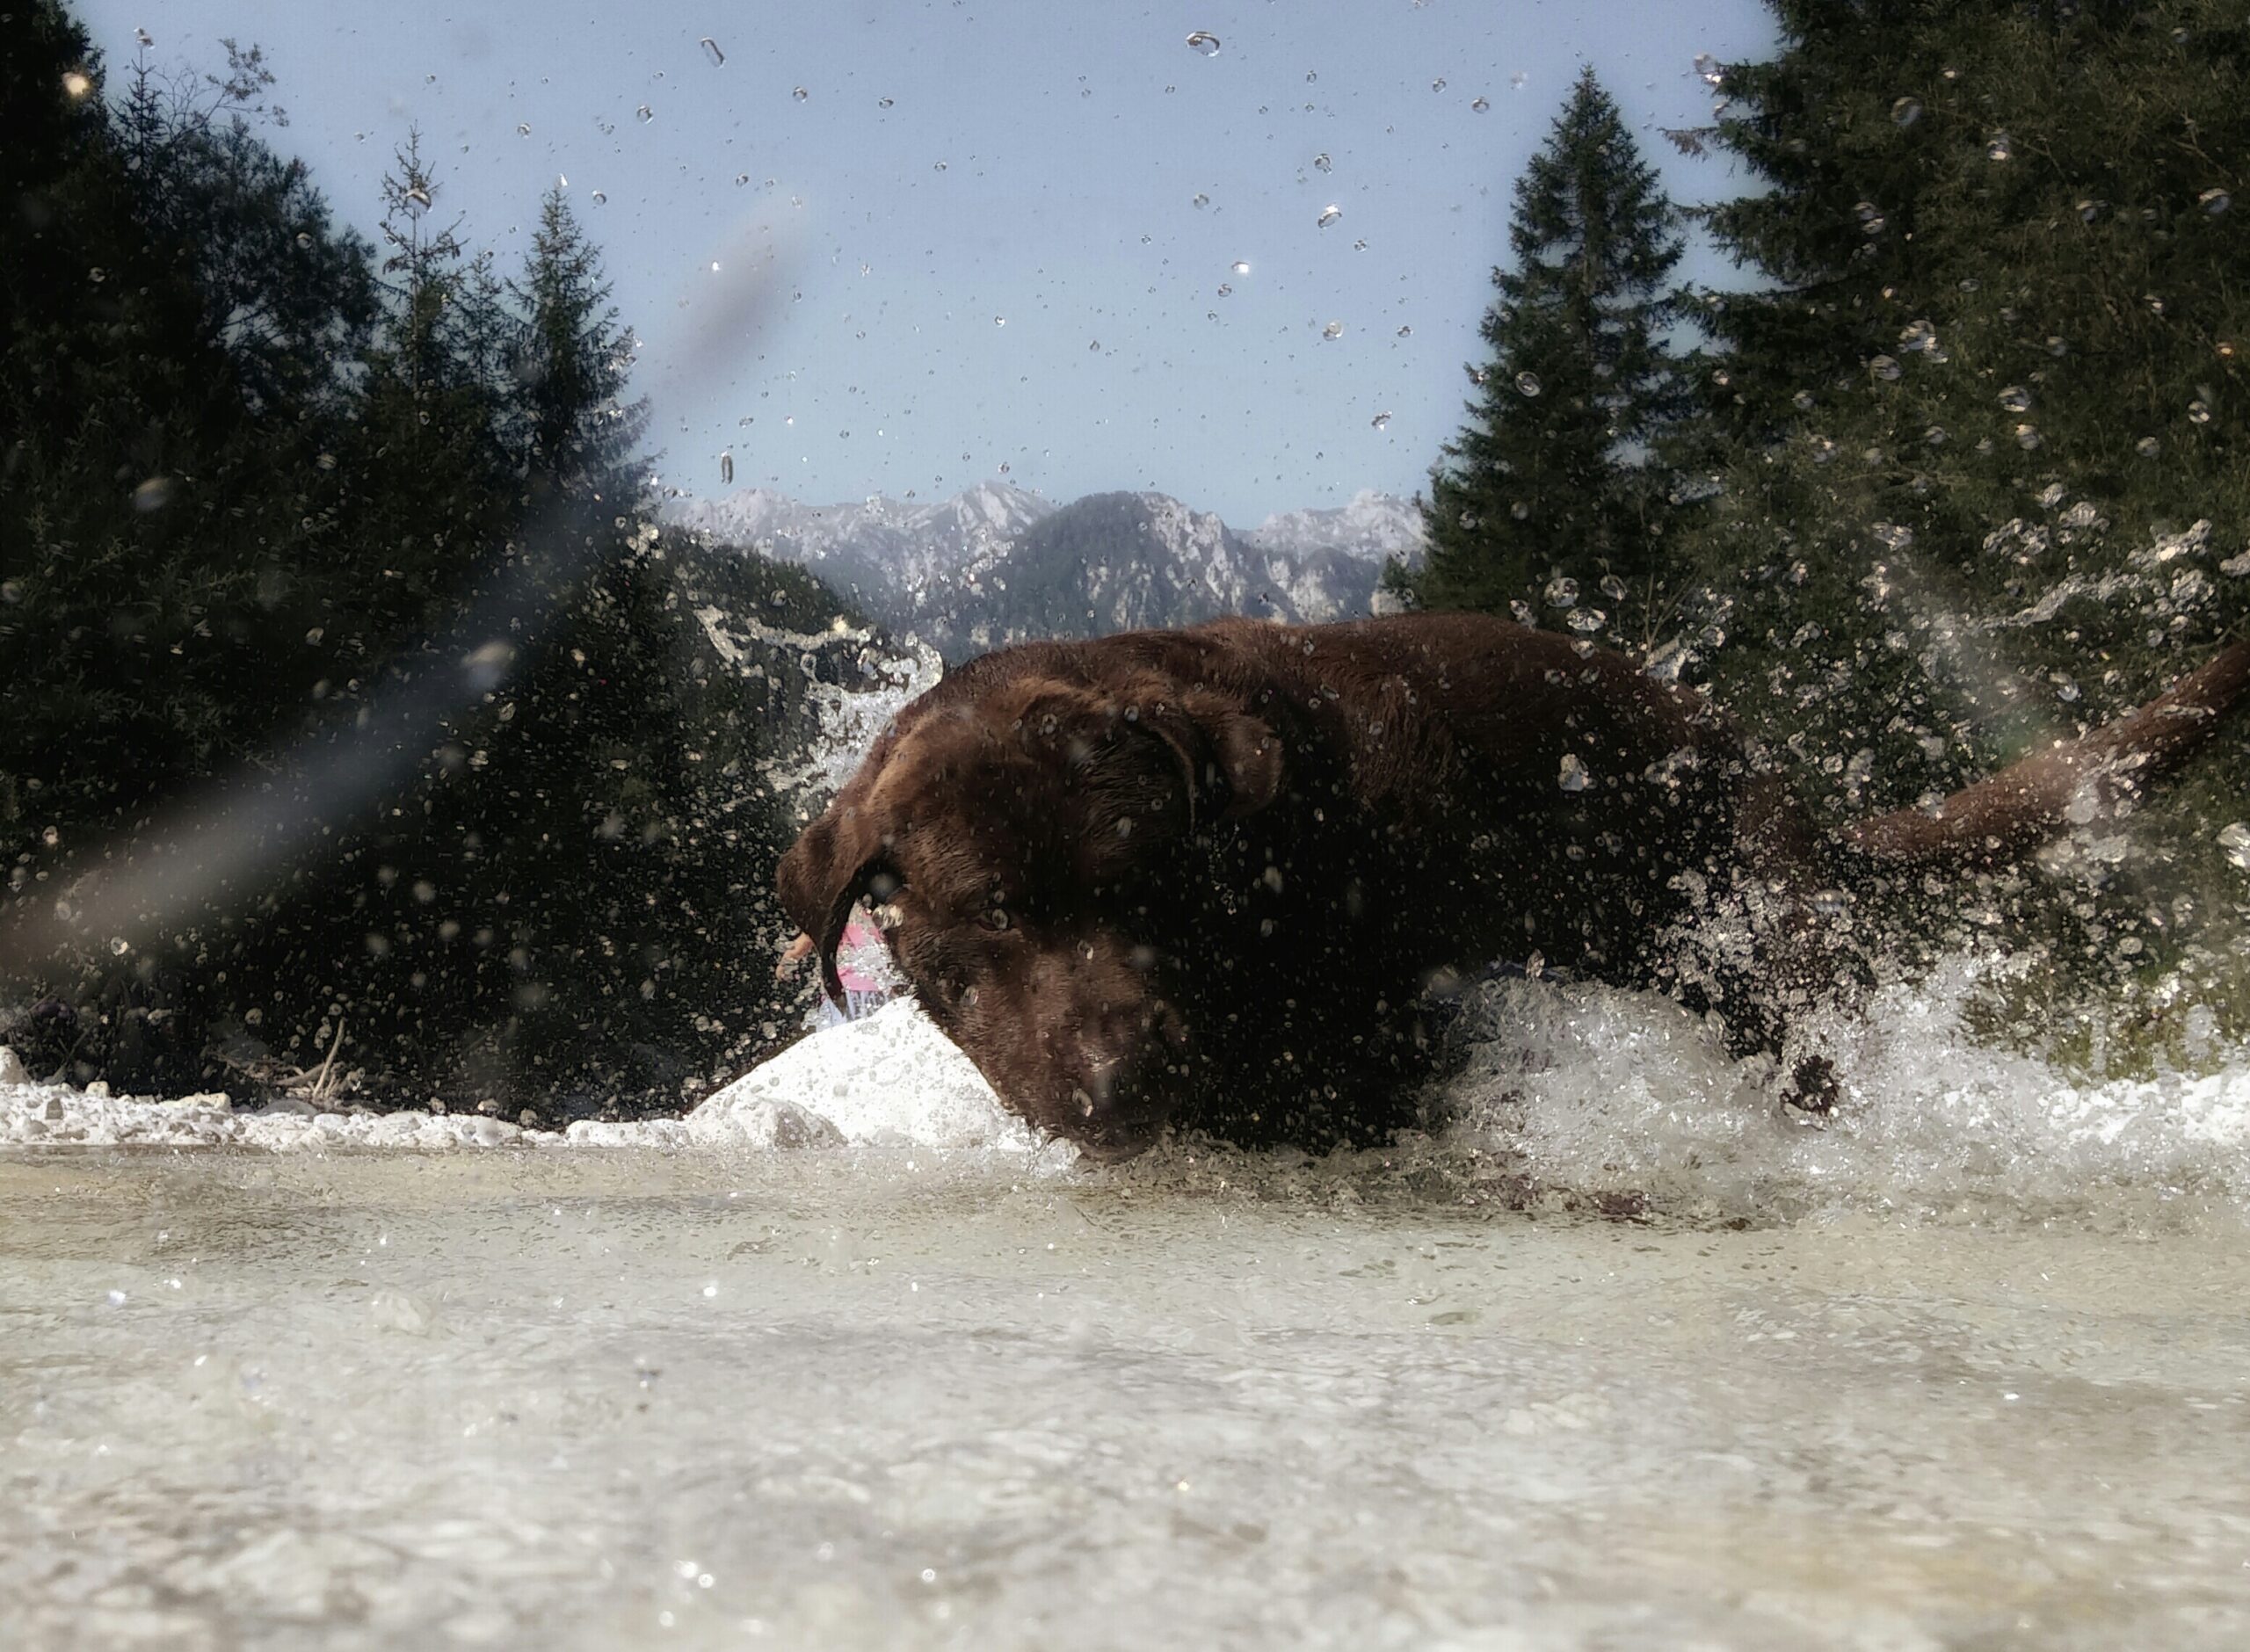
[836,914,888,994]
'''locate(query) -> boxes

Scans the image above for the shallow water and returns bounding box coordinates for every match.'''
[7,1142,2250,1651]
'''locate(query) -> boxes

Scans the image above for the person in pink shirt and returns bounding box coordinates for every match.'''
[774,905,896,1025]
[833,910,890,1017]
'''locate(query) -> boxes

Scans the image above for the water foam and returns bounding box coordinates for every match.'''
[0,999,1035,1158]
[11,967,2247,1225]
[1429,958,2250,1224]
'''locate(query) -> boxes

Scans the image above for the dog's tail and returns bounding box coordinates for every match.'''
[1838,639,2250,869]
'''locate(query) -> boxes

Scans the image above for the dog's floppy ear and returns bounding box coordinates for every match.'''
[776,795,887,1005]
[1136,686,1283,828]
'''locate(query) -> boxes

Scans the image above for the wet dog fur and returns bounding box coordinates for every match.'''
[779,614,2249,1159]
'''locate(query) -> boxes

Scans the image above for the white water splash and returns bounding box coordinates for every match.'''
[0,1000,1034,1157]
[1431,958,2250,1224]
[11,961,2247,1227]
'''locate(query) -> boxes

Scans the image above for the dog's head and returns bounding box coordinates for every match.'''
[777,670,1282,1156]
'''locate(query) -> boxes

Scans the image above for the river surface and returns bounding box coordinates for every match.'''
[6,1135,2250,1651]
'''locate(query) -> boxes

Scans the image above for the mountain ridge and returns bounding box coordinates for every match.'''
[671,481,1426,661]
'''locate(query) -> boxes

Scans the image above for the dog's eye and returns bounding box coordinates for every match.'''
[977,906,1011,932]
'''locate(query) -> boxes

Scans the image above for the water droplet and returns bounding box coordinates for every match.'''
[933,160,947,172]
[1231,260,1251,275]
[2199,187,2232,214]
[590,190,606,205]
[1870,355,1902,381]
[2188,398,2212,425]
[1891,96,1922,126]
[1431,77,1448,92]
[1313,152,1332,173]
[1471,97,1491,112]
[2014,423,2042,450]
[1192,192,1209,209]
[1600,575,1627,602]
[1985,131,2012,162]
[1317,204,1341,228]
[133,475,174,512]
[1544,576,1579,606]
[62,69,92,98]
[2137,435,2162,457]
[1186,31,1222,57]
[1371,411,1391,429]
[879,97,894,109]
[1509,501,1529,519]
[1088,339,1101,351]
[1322,320,1343,339]
[2218,822,2250,871]
[1514,370,1542,397]
[2046,335,2069,357]
[1557,754,1592,793]
[1396,324,1412,337]
[735,172,750,186]
[635,104,654,123]
[792,86,809,102]
[516,122,531,137]
[1564,607,1606,634]
[993,315,1005,327]
[700,37,725,68]
[720,453,734,485]
[1998,385,2033,412]
[1216,283,1232,297]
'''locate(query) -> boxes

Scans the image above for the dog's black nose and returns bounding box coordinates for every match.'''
[1075,1053,1178,1159]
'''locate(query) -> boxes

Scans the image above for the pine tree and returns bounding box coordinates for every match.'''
[510,185,646,496]
[1401,67,1695,648]
[1679,0,2250,1041]
[1685,0,2247,807]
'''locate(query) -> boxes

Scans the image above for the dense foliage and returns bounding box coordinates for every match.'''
[1,6,846,1112]
[1402,2,2249,1048]
[1688,0,2246,794]
[1679,0,2249,1032]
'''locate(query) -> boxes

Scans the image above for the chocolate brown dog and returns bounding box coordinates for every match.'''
[778,614,2248,1158]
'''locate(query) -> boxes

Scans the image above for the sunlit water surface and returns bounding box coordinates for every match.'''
[6,1119,2250,1650]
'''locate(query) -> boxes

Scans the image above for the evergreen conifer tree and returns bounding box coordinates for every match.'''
[511,185,646,496]
[1401,67,1695,648]
[1686,0,2246,806]
[1680,0,2249,1031]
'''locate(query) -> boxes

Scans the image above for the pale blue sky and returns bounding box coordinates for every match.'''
[76,0,1775,521]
